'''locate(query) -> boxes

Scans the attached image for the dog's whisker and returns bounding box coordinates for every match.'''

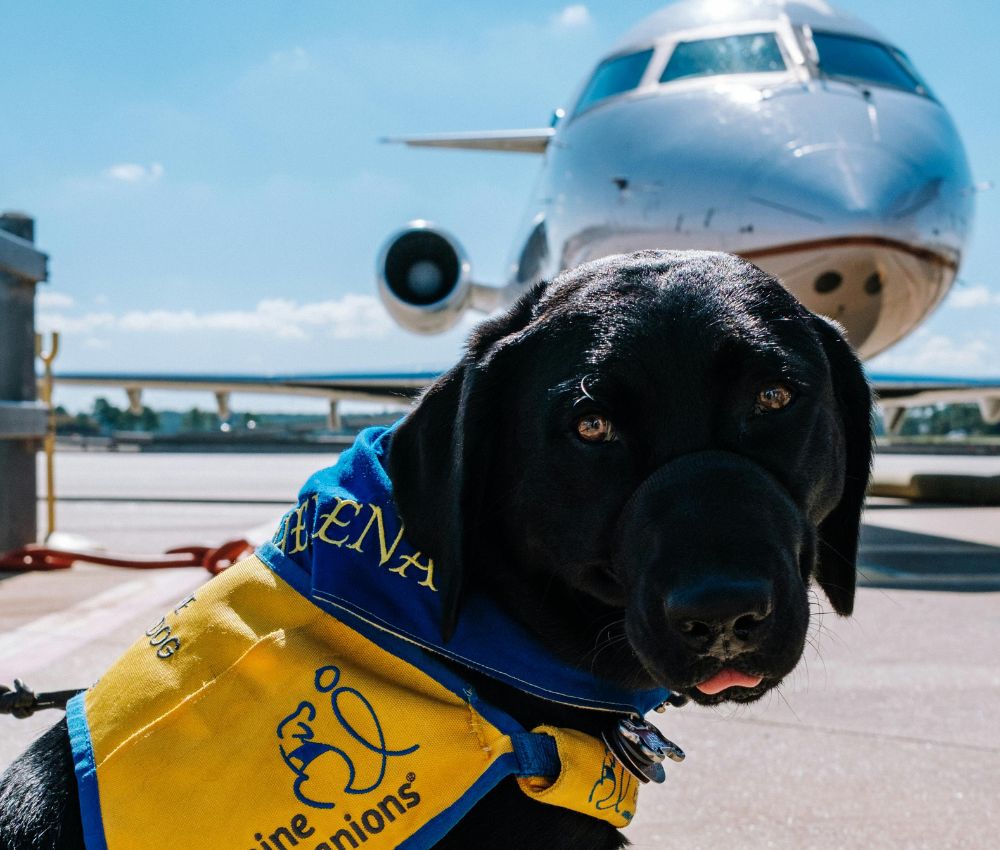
[809,611,847,652]
[584,632,627,662]
[590,620,626,650]
[580,619,631,675]
[801,637,830,693]
[773,683,803,723]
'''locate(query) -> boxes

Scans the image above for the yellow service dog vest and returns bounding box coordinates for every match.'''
[68,427,672,849]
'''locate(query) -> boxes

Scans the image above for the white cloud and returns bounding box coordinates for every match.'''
[103,162,165,184]
[946,285,999,309]
[553,5,591,28]
[269,46,310,72]
[870,333,995,374]
[37,294,392,342]
[36,311,115,335]
[36,291,75,309]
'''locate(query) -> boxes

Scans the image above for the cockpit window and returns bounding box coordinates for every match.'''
[660,32,786,83]
[812,32,932,97]
[573,49,654,116]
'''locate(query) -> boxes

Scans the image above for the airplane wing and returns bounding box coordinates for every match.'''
[381,128,554,154]
[869,373,1000,433]
[55,370,1000,435]
[54,371,440,415]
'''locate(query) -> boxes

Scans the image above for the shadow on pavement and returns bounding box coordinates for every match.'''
[859,522,1000,592]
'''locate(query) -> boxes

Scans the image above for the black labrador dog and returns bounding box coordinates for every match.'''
[0,250,872,849]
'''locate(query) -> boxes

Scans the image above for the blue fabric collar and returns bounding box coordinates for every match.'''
[256,426,671,716]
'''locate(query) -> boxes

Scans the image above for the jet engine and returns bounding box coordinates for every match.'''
[376,222,476,335]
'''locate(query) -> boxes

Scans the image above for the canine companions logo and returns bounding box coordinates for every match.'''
[589,751,635,822]
[277,664,420,810]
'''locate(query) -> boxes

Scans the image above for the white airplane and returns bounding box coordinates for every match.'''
[378,0,972,362]
[57,0,998,433]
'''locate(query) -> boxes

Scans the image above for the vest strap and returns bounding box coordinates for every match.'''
[513,725,640,828]
[510,731,561,778]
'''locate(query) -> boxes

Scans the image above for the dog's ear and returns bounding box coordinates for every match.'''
[811,316,874,616]
[389,284,547,640]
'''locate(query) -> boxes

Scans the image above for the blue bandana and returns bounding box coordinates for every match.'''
[256,426,670,716]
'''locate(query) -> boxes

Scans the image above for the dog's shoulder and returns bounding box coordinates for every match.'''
[0,719,83,850]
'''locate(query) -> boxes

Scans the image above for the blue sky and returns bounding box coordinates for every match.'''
[4,0,998,412]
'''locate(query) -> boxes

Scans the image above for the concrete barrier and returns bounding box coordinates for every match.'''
[869,453,1000,505]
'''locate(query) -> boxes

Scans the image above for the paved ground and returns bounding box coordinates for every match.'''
[630,588,999,849]
[1,451,998,848]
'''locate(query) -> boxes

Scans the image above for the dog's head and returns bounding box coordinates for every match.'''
[389,250,873,705]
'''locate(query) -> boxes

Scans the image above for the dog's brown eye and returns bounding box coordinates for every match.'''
[576,413,616,443]
[756,383,794,412]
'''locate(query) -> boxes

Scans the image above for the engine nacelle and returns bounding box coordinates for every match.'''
[376,222,473,335]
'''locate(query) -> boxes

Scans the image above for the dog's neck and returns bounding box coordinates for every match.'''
[470,552,657,696]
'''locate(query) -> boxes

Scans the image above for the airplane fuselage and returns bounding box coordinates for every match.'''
[381,0,974,360]
[505,8,972,358]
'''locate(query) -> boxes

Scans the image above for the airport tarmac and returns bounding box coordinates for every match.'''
[2,450,998,848]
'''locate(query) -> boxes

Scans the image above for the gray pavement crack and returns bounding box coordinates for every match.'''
[724,716,1000,754]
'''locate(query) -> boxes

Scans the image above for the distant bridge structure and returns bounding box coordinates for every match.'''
[0,212,48,552]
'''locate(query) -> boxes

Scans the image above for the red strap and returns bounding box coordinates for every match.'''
[0,538,254,575]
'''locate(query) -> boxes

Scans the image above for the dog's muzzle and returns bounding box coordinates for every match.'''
[613,451,811,692]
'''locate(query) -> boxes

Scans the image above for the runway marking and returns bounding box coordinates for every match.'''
[0,569,205,680]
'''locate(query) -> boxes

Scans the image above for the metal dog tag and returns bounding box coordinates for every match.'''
[603,717,685,784]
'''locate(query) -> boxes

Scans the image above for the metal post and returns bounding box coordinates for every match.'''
[327,399,342,432]
[0,212,49,553]
[36,332,60,539]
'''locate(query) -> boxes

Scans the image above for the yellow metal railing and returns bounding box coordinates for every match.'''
[35,331,59,541]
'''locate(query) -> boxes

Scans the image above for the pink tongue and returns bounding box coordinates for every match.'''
[695,669,763,695]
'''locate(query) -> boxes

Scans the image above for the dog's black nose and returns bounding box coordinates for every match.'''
[665,579,774,654]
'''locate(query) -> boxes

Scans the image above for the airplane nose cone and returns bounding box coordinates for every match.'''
[751,144,931,229]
